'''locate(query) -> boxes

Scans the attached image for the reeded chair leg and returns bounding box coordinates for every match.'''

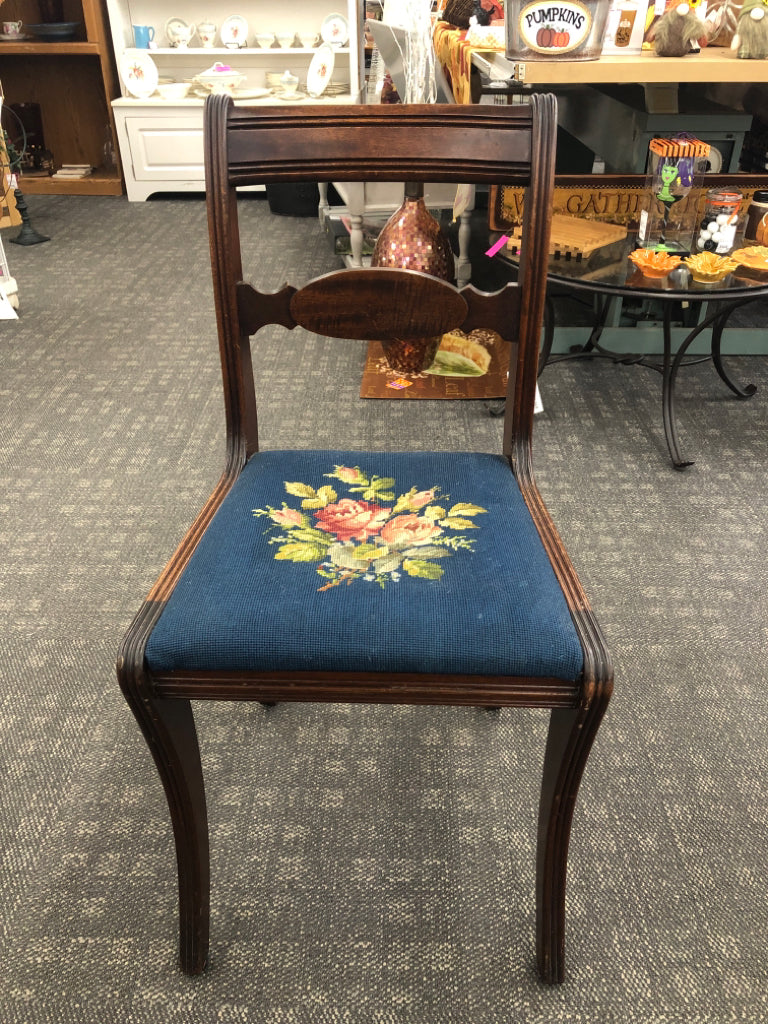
[125,692,210,974]
[535,698,610,983]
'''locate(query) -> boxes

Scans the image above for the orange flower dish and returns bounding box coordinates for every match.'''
[732,246,768,275]
[628,249,682,277]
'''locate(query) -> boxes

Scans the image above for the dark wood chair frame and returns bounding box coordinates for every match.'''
[117,93,613,984]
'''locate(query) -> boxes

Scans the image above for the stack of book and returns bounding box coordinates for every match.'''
[51,164,93,180]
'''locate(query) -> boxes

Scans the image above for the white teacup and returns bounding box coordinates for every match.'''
[3,20,23,36]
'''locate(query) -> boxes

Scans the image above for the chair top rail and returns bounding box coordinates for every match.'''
[223,102,535,186]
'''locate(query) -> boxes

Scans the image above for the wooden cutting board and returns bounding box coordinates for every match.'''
[506,215,627,259]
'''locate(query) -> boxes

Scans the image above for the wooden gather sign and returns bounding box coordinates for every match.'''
[489,174,768,232]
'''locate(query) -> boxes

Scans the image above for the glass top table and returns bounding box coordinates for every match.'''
[496,236,768,469]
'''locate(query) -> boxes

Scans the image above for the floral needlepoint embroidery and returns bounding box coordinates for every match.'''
[252,465,487,590]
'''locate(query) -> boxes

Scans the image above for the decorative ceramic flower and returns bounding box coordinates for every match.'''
[628,248,683,277]
[683,250,738,283]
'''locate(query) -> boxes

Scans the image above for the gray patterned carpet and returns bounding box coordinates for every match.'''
[1,194,767,1023]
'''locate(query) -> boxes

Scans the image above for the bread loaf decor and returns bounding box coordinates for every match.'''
[426,329,501,376]
[730,0,768,57]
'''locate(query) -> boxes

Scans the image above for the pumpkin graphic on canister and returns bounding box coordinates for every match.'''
[509,0,610,59]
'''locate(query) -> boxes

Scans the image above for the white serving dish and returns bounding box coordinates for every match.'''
[156,82,191,100]
[193,62,247,94]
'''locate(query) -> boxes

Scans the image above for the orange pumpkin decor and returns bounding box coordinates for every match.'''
[536,25,571,48]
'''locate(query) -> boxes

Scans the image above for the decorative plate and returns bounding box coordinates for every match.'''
[165,18,190,46]
[120,50,159,99]
[232,86,272,99]
[731,245,768,272]
[277,91,307,101]
[0,32,32,41]
[220,15,249,48]
[306,43,335,98]
[320,12,348,46]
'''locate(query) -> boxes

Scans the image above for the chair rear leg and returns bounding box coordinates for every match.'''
[536,697,610,983]
[123,690,210,974]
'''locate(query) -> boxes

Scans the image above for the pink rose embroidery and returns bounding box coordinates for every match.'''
[380,514,442,548]
[270,507,303,527]
[315,499,388,542]
[333,466,365,484]
[409,489,435,509]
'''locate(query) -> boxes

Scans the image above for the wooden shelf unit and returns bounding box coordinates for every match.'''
[475,48,768,114]
[105,0,365,201]
[479,47,768,85]
[0,0,122,195]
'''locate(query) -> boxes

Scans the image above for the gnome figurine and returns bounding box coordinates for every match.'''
[731,0,768,58]
[653,0,710,56]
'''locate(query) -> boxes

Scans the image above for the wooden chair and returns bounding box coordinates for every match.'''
[117,93,613,985]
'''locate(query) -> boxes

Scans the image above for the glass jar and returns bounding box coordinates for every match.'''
[696,188,743,255]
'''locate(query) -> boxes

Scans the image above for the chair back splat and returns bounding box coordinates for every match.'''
[116,93,613,986]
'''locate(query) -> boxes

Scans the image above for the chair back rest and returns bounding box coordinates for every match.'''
[204,95,556,469]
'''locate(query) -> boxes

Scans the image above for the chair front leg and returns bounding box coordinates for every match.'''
[536,696,610,983]
[122,687,210,974]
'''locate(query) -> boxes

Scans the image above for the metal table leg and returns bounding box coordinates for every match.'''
[666,296,760,470]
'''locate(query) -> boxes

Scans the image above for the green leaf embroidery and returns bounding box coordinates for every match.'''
[285,481,317,498]
[393,488,417,514]
[288,527,333,545]
[371,476,396,491]
[448,502,487,516]
[423,505,446,521]
[440,517,478,530]
[353,543,389,561]
[301,484,338,509]
[403,559,444,580]
[274,541,325,562]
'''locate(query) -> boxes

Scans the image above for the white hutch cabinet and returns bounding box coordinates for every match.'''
[105,0,364,200]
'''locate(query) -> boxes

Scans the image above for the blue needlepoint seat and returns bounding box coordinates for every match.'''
[145,450,583,680]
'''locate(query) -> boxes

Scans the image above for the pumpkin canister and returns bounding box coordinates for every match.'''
[506,0,612,60]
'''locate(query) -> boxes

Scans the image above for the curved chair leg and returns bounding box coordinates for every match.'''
[123,690,210,974]
[536,697,610,983]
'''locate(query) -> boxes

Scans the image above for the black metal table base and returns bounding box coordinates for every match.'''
[544,292,759,470]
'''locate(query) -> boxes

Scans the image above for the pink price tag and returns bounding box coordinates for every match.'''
[485,235,509,258]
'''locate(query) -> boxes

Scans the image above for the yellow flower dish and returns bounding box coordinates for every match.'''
[683,251,738,284]
[628,248,682,277]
